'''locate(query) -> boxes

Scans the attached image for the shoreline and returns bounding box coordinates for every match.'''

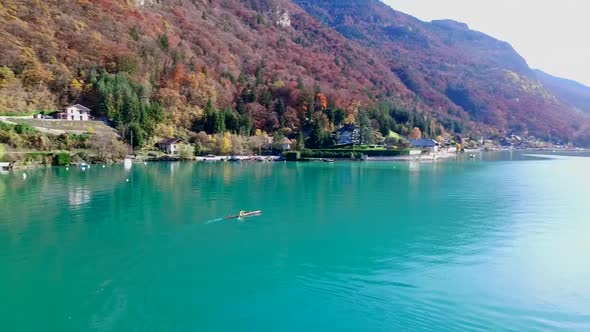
[3,147,588,171]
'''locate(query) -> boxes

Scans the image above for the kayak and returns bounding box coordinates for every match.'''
[224,210,262,220]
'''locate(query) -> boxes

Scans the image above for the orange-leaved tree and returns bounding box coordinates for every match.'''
[409,127,422,140]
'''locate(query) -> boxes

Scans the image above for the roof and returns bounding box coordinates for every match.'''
[67,104,92,112]
[409,139,438,148]
[158,137,182,145]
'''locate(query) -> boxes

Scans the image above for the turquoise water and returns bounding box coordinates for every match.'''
[1,152,590,331]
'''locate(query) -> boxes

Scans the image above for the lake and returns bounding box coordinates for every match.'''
[1,151,589,331]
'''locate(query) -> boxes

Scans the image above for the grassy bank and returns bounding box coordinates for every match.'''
[0,121,128,166]
[302,147,410,158]
[9,119,116,134]
[285,147,410,160]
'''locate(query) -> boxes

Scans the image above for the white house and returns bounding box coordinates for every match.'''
[57,104,91,121]
[158,138,183,155]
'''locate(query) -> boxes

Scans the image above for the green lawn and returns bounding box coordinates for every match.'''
[388,131,402,139]
[11,119,117,134]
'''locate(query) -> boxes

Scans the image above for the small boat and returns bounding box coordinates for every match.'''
[224,210,262,220]
[322,158,335,163]
[229,156,240,162]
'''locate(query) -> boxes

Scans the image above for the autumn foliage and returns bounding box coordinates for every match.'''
[408,128,422,140]
[0,0,588,146]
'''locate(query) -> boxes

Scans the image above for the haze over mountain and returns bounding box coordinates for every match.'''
[1,0,589,145]
[535,70,590,114]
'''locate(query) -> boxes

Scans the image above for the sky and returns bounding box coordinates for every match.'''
[382,0,590,86]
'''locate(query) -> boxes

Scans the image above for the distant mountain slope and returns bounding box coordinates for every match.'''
[535,70,590,114]
[293,0,588,141]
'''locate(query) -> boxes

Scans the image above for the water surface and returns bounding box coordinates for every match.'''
[1,151,589,331]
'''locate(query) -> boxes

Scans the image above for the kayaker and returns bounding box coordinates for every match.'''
[239,210,246,217]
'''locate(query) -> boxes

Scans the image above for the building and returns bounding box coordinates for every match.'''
[280,137,292,151]
[0,162,13,173]
[336,124,360,145]
[409,139,439,152]
[158,138,183,155]
[56,104,91,121]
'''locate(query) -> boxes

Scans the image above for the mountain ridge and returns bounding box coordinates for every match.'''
[534,69,590,114]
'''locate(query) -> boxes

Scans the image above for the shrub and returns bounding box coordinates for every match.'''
[54,152,71,166]
[14,123,37,134]
[300,149,410,158]
[179,144,194,160]
[285,151,300,161]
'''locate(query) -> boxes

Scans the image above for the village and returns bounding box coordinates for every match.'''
[0,103,576,170]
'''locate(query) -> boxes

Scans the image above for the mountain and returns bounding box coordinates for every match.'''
[535,70,590,114]
[293,0,589,142]
[0,0,589,145]
[0,0,415,137]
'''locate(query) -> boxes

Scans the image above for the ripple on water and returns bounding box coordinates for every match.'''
[1,158,590,331]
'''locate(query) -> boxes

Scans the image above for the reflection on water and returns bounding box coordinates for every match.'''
[0,152,589,331]
[68,187,91,207]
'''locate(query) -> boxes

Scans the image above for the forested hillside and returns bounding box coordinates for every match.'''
[294,0,590,144]
[1,0,589,146]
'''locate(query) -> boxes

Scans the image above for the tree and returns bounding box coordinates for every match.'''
[179,144,194,159]
[275,99,286,126]
[54,153,71,166]
[295,131,305,151]
[409,127,422,140]
[21,63,53,87]
[230,135,245,155]
[333,108,346,126]
[260,90,273,108]
[272,131,285,151]
[358,109,374,145]
[384,136,397,147]
[224,109,240,133]
[239,114,254,136]
[308,112,333,148]
[216,133,232,155]
[94,71,162,145]
[202,99,225,134]
[255,62,265,86]
[0,66,15,88]
[249,135,266,155]
[316,93,328,110]
[90,135,129,161]
[127,123,145,148]
[158,34,169,51]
